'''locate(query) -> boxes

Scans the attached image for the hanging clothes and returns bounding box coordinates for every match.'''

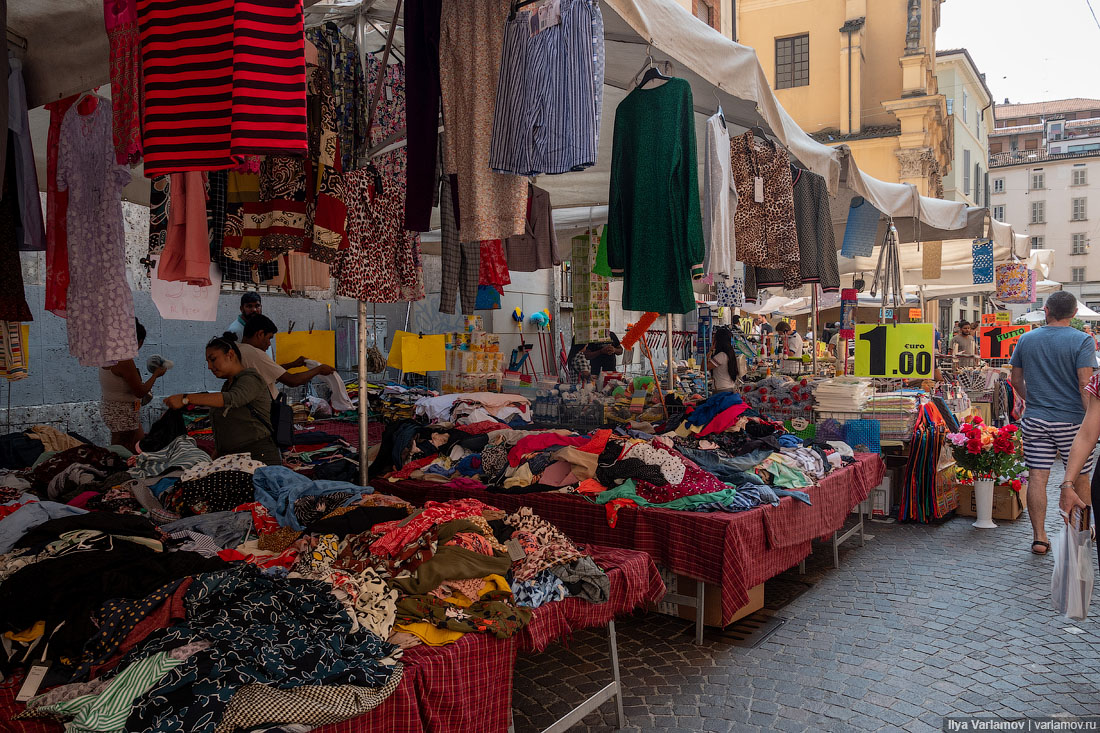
[439,173,479,316]
[439,0,527,241]
[159,171,212,286]
[44,96,79,317]
[307,22,367,172]
[137,0,307,175]
[0,146,32,322]
[744,166,840,300]
[503,185,561,272]
[7,57,44,252]
[729,130,799,289]
[488,0,604,176]
[104,0,143,165]
[334,166,425,304]
[205,170,278,286]
[57,98,139,367]
[702,112,735,279]
[285,252,330,292]
[403,0,443,232]
[479,240,511,289]
[605,78,704,314]
[0,322,27,381]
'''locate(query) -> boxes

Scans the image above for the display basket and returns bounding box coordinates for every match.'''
[560,403,605,432]
[816,409,919,441]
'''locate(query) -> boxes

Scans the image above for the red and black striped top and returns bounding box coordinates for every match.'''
[138,0,307,177]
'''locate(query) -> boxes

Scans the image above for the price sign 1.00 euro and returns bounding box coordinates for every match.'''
[853,323,935,378]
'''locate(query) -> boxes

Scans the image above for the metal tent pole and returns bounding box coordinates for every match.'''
[666,314,674,392]
[357,300,369,486]
[811,288,819,375]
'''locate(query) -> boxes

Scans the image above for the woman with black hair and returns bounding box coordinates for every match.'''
[707,326,741,392]
[99,319,167,451]
[163,335,281,465]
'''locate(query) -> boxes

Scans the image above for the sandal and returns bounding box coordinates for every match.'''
[1031,540,1051,555]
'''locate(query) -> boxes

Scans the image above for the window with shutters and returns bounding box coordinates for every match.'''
[1073,168,1088,186]
[993,178,1004,193]
[1030,235,1044,250]
[963,150,971,195]
[775,35,809,89]
[1072,233,1088,255]
[1072,267,1087,283]
[1030,171,1045,190]
[1031,201,1045,224]
[992,205,1005,220]
[1072,197,1087,221]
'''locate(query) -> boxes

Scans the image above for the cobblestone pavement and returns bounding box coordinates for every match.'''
[512,465,1100,732]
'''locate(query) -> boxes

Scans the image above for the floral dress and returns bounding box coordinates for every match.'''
[57,99,139,367]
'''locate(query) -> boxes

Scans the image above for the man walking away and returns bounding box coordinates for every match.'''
[1009,291,1097,555]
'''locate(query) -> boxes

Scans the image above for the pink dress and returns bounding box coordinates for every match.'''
[104,0,142,165]
[57,100,139,367]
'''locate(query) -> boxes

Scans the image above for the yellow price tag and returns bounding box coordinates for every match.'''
[853,323,934,378]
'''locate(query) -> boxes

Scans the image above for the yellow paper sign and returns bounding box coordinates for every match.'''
[996,311,1011,324]
[274,330,336,373]
[387,331,446,374]
[853,323,935,378]
[908,308,923,320]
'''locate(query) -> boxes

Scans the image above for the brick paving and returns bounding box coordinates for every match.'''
[512,466,1100,732]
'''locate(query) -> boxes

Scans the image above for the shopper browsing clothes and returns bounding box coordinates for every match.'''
[1009,291,1098,555]
[233,315,336,399]
[99,319,167,451]
[951,321,981,367]
[707,326,741,392]
[163,336,281,465]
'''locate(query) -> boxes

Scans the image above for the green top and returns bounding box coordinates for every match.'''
[605,77,705,315]
[211,368,277,459]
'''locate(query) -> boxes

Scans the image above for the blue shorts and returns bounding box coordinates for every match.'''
[1020,417,1096,472]
[489,0,604,175]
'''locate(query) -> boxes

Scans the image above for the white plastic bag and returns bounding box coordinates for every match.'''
[1051,509,1095,620]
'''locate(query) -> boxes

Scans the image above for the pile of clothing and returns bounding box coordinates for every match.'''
[415,392,532,428]
[2,433,610,732]
[364,383,439,423]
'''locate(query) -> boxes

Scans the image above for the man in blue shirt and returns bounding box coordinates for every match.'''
[1010,291,1098,554]
[226,292,264,341]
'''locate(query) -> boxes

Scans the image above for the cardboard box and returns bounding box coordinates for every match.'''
[674,577,764,628]
[954,483,1024,520]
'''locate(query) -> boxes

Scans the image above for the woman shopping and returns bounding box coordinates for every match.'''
[100,319,167,451]
[163,335,281,465]
[708,327,741,392]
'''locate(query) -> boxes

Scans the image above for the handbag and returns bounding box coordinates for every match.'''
[248,394,294,449]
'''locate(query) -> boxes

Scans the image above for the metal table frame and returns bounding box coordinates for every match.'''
[510,619,626,733]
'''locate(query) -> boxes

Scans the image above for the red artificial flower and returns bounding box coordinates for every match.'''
[966,439,982,454]
[1010,479,1022,492]
[1005,425,1019,433]
[972,416,983,425]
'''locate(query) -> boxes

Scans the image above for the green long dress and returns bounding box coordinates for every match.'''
[605,77,705,315]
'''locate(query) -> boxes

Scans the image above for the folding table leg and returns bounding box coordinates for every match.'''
[694,581,705,645]
[608,620,624,729]
[832,531,840,569]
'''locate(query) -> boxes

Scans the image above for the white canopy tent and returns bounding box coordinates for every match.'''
[1020,304,1100,323]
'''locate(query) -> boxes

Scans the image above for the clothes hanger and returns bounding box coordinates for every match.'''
[77,87,102,116]
[749,125,776,149]
[509,0,543,21]
[637,57,673,88]
[713,90,725,128]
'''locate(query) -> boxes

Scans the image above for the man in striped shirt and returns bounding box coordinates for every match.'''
[1009,291,1098,555]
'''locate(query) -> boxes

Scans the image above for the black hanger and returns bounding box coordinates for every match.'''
[638,62,672,88]
[750,126,776,149]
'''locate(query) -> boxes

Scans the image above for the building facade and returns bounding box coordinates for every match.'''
[673,0,735,39]
[737,0,950,196]
[934,49,993,208]
[990,98,1100,154]
[990,149,1099,315]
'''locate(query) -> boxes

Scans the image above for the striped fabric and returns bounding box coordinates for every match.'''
[230,0,307,158]
[138,0,307,176]
[138,0,235,175]
[1020,417,1095,471]
[488,0,604,176]
[0,322,27,381]
[36,651,183,729]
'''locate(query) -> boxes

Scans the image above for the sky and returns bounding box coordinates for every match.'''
[936,0,1100,104]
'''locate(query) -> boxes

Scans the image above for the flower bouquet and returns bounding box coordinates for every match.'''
[946,416,1025,485]
[946,416,1025,528]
